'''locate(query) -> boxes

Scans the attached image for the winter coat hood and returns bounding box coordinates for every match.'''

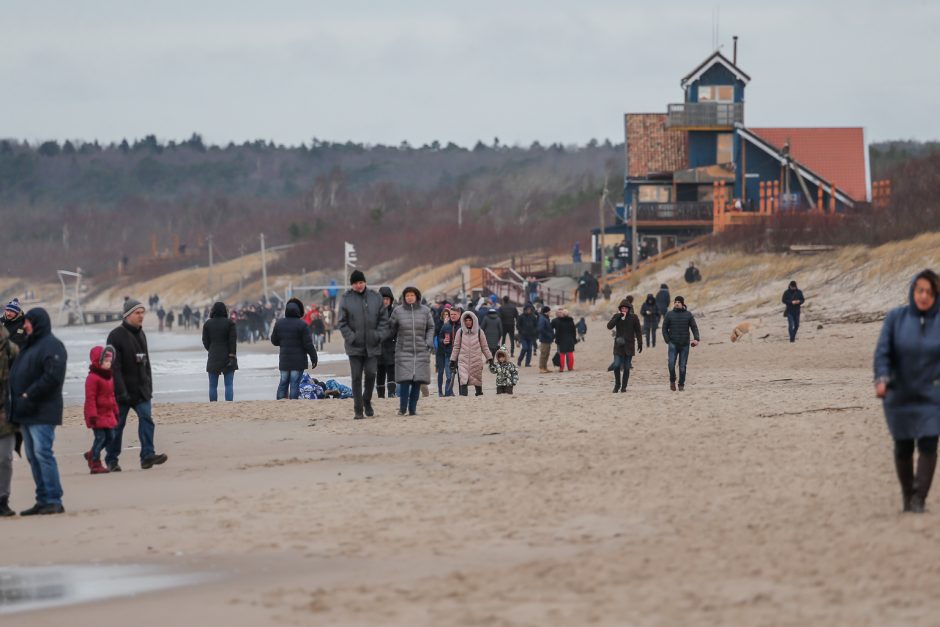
[909,274,940,317]
[211,301,228,318]
[89,345,116,378]
[461,311,480,331]
[401,286,422,306]
[24,308,52,344]
[618,298,633,312]
[286,298,305,318]
[494,344,510,361]
[379,286,395,301]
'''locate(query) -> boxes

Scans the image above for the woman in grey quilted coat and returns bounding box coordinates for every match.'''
[387,286,435,416]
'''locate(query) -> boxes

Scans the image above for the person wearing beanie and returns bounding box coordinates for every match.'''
[106,300,168,471]
[337,270,388,419]
[536,305,555,373]
[8,308,67,515]
[0,325,20,516]
[662,296,700,392]
[376,287,397,399]
[3,298,27,349]
[782,280,806,343]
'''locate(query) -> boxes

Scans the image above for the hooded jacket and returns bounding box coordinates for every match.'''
[662,305,700,347]
[203,302,238,374]
[84,346,119,430]
[498,303,519,334]
[537,312,555,344]
[607,300,643,357]
[338,286,388,358]
[480,309,503,351]
[450,311,493,387]
[387,287,435,384]
[782,288,806,317]
[655,285,671,317]
[9,308,67,426]
[107,318,153,406]
[271,298,318,372]
[0,326,19,438]
[378,286,397,366]
[640,295,659,322]
[516,305,539,340]
[874,276,940,440]
[488,345,519,387]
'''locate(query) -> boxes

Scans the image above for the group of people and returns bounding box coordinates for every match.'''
[0,298,167,517]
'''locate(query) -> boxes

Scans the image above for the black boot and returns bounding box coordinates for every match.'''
[911,453,937,513]
[612,369,621,393]
[388,382,397,398]
[621,369,630,393]
[0,496,14,517]
[376,387,386,399]
[895,454,915,512]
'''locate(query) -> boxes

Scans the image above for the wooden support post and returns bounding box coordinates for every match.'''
[829,184,836,213]
[759,181,765,214]
[817,186,823,212]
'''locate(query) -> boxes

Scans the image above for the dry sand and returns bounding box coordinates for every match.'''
[4,308,935,626]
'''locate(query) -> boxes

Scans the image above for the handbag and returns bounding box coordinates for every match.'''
[552,352,561,367]
[614,336,627,348]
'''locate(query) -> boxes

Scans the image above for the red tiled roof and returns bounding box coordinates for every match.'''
[748,127,868,201]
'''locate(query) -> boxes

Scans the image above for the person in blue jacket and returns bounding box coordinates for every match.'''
[874,270,940,513]
[537,306,555,373]
[9,308,67,516]
[782,280,806,342]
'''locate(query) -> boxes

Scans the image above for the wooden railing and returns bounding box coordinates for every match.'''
[666,102,743,128]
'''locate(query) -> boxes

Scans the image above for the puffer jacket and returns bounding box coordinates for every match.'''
[662,307,700,347]
[874,276,940,440]
[517,306,538,340]
[387,288,435,384]
[655,286,671,317]
[338,287,387,358]
[9,308,67,426]
[450,311,493,387]
[488,345,519,387]
[84,346,119,430]
[480,309,503,352]
[271,298,318,371]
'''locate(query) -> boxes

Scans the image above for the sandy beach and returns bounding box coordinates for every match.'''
[3,308,935,626]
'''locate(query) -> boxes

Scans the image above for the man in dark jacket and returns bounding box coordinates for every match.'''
[497,296,519,357]
[106,299,168,472]
[0,326,19,517]
[376,286,397,399]
[782,280,806,343]
[516,303,538,367]
[3,298,27,349]
[661,296,700,391]
[537,306,554,373]
[202,301,237,402]
[271,297,318,400]
[480,306,503,356]
[9,308,66,515]
[337,270,388,419]
[655,284,670,318]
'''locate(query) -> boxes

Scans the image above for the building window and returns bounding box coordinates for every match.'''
[716,134,733,164]
[638,186,671,202]
[698,85,734,103]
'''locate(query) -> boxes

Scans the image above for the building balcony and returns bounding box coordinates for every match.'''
[666,102,743,129]
[625,202,714,223]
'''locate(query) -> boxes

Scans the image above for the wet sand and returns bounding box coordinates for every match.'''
[4,313,936,626]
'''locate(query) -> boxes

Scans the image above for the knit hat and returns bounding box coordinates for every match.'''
[350,269,366,284]
[122,298,145,318]
[4,298,22,316]
[674,295,685,305]
[489,294,498,304]
[541,306,551,315]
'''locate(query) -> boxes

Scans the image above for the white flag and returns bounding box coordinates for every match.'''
[345,242,358,266]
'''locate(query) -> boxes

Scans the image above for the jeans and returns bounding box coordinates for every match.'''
[787,312,801,342]
[0,434,13,499]
[397,380,422,414]
[90,428,115,461]
[107,400,156,464]
[539,342,552,370]
[277,370,302,400]
[436,349,454,396]
[667,343,691,385]
[518,337,534,367]
[612,354,633,389]
[501,330,515,356]
[22,424,63,506]
[209,371,235,402]
[349,356,377,413]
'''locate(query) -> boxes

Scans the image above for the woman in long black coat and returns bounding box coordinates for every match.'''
[202,301,237,401]
[551,309,578,372]
[607,298,643,393]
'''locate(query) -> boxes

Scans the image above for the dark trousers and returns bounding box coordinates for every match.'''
[496,385,514,395]
[436,349,453,396]
[397,380,422,414]
[376,362,396,397]
[667,343,690,386]
[90,428,115,461]
[787,312,801,342]
[501,330,515,355]
[349,356,377,413]
[518,337,534,366]
[896,437,939,458]
[612,354,633,390]
[459,384,483,396]
[643,317,658,347]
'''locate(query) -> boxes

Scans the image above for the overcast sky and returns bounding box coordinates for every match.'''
[3,0,937,147]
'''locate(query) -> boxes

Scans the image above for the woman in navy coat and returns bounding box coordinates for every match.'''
[874,270,940,512]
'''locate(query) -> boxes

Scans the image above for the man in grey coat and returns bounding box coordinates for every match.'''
[338,270,388,419]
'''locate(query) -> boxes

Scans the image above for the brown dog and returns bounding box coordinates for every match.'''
[730,319,761,343]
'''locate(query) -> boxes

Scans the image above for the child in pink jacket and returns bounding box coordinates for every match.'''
[84,346,118,474]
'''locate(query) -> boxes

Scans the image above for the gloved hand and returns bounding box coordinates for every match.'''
[638,345,643,354]
[449,361,457,373]
[487,359,494,367]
